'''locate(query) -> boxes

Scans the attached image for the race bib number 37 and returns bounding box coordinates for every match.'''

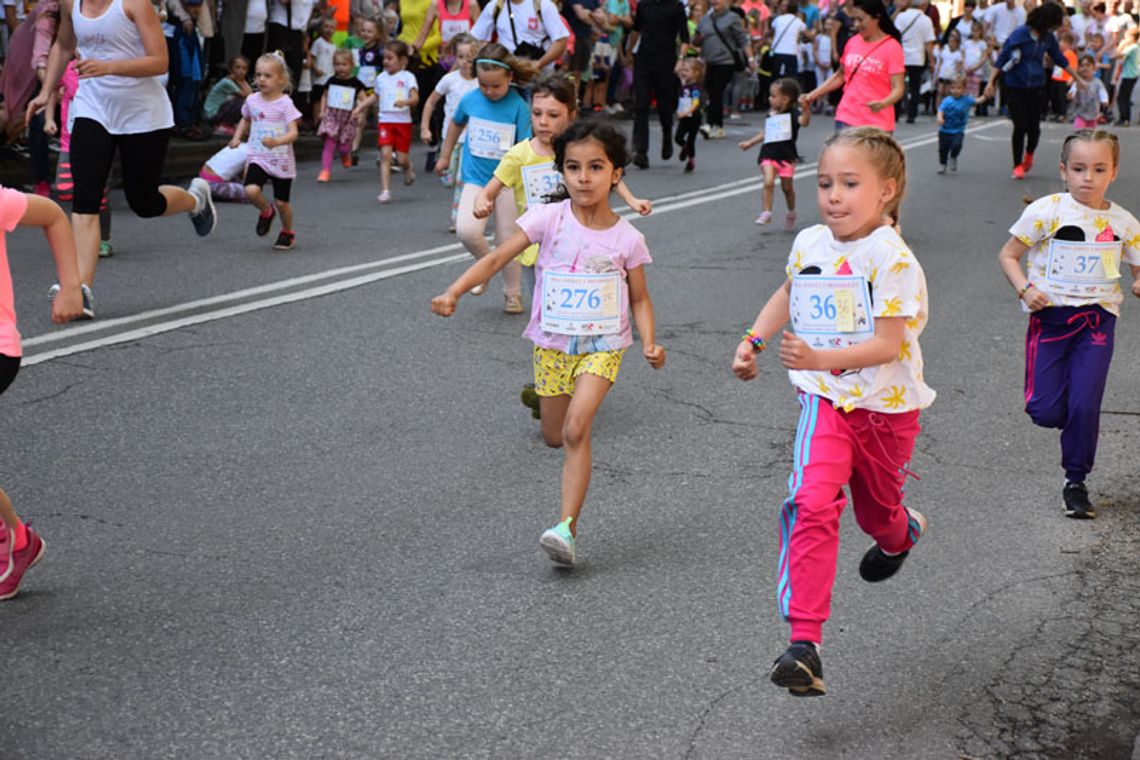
[541,271,621,336]
[1045,239,1122,296]
[789,275,874,348]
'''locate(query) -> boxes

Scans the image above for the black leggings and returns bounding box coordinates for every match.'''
[1118,77,1137,122]
[705,63,736,128]
[70,118,171,217]
[675,113,701,156]
[0,355,19,396]
[1005,86,1044,167]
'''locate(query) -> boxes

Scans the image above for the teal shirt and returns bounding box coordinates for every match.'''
[203,78,243,119]
[1122,44,1139,79]
[606,0,630,49]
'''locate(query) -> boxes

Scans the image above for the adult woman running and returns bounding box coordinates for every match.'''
[800,0,905,134]
[27,0,215,319]
[984,2,1081,179]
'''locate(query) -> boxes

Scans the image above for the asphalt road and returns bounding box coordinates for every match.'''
[2,112,1139,760]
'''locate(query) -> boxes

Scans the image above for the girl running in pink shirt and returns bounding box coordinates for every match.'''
[732,127,935,697]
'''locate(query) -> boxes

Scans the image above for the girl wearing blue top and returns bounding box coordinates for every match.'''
[984,3,1082,180]
[435,43,536,314]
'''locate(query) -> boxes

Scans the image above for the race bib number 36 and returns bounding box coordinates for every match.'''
[466,118,515,160]
[789,275,874,348]
[541,271,621,336]
[1045,239,1122,295]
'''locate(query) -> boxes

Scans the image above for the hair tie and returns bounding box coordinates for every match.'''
[476,58,512,69]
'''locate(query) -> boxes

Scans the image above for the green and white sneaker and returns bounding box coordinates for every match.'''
[520,383,541,419]
[540,517,575,565]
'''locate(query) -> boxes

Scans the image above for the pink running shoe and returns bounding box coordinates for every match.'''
[755,210,773,225]
[0,526,12,584]
[784,211,797,231]
[0,526,45,600]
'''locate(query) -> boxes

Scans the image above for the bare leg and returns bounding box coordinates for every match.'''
[157,185,196,215]
[246,185,270,213]
[781,176,796,212]
[762,163,778,213]
[380,145,393,194]
[557,373,613,536]
[399,151,415,184]
[540,394,572,448]
[70,213,100,287]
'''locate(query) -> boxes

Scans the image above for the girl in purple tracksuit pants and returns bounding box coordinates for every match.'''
[999,129,1140,520]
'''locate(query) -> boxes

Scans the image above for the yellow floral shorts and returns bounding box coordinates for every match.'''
[533,347,625,397]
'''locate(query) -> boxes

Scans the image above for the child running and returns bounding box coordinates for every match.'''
[315,50,367,183]
[998,129,1140,519]
[198,142,250,203]
[739,78,810,230]
[354,40,418,203]
[432,121,666,566]
[230,52,303,251]
[420,34,480,232]
[434,43,534,313]
[352,16,387,163]
[0,186,84,599]
[732,127,935,696]
[1069,54,1109,130]
[936,75,987,174]
[674,58,705,174]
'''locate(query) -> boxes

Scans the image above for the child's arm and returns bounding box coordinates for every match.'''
[419,90,442,144]
[315,88,328,125]
[1131,264,1140,298]
[798,106,811,127]
[396,85,419,110]
[410,3,438,55]
[474,178,505,219]
[353,91,379,118]
[738,129,765,150]
[21,194,84,323]
[937,106,945,126]
[434,119,463,175]
[616,179,651,215]
[627,266,666,368]
[732,280,790,380]
[229,116,250,148]
[801,67,845,107]
[998,235,1051,310]
[778,317,905,372]
[431,229,533,314]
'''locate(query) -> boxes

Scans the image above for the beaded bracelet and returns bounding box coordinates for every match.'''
[1018,282,1034,299]
[742,328,766,353]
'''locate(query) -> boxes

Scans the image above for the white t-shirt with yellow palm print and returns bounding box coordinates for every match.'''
[783,224,936,414]
[1009,193,1140,317]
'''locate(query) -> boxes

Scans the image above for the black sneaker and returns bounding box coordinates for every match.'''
[273,231,295,251]
[661,141,673,161]
[859,508,926,582]
[351,151,360,166]
[256,207,275,237]
[1063,481,1095,519]
[684,159,695,174]
[678,145,689,161]
[632,153,649,169]
[520,383,541,419]
[770,641,826,697]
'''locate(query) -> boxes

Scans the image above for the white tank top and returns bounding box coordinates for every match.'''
[70,0,174,134]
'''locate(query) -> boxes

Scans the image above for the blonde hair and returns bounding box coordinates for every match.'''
[256,51,293,94]
[822,127,907,225]
[332,48,355,67]
[1062,128,1121,167]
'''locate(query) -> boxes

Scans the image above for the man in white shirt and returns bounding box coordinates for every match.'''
[895,0,936,122]
[469,0,570,70]
[983,0,1025,45]
[1107,0,1137,46]
[267,0,317,110]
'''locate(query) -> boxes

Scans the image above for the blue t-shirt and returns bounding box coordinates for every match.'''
[938,94,975,134]
[453,88,533,187]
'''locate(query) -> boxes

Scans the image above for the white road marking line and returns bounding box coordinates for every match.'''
[23,120,1007,367]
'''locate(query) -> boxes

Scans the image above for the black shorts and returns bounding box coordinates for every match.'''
[0,354,20,396]
[244,163,293,202]
[70,118,171,217]
[569,35,594,73]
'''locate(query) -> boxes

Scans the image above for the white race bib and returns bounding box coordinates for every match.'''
[466,117,515,159]
[357,65,378,88]
[520,161,561,208]
[764,112,793,143]
[1045,239,1122,296]
[251,123,287,154]
[440,18,470,41]
[677,95,693,115]
[789,275,874,348]
[327,84,356,111]
[381,86,409,112]
[541,270,622,336]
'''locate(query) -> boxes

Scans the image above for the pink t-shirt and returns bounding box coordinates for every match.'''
[517,199,652,355]
[836,34,905,132]
[0,187,30,358]
[59,62,80,152]
[241,92,303,179]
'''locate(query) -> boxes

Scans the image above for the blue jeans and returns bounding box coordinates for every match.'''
[938,131,964,164]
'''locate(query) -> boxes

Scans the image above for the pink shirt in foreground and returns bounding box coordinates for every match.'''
[516,199,652,355]
[0,187,30,357]
[836,35,905,133]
